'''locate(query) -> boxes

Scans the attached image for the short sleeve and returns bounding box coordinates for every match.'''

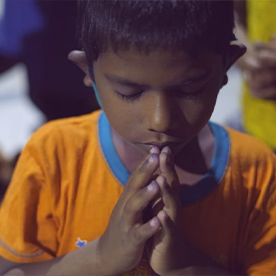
[0,141,58,263]
[240,153,276,275]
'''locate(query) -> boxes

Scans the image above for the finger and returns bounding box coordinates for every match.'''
[253,43,276,68]
[258,54,276,68]
[156,175,179,222]
[242,53,262,71]
[125,153,159,195]
[150,196,164,218]
[234,43,261,71]
[150,146,161,176]
[254,41,276,52]
[248,70,276,90]
[157,175,179,209]
[159,147,179,189]
[124,180,160,226]
[130,216,161,246]
[150,145,160,155]
[251,86,276,100]
[157,210,175,237]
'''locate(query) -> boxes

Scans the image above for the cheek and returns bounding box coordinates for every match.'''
[182,97,217,125]
[181,88,219,128]
[197,79,221,118]
[102,96,144,140]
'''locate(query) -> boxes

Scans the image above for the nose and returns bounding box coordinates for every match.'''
[147,92,178,133]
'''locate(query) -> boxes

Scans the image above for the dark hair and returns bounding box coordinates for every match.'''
[78,0,234,67]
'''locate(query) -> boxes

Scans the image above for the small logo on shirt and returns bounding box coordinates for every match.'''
[76,237,87,248]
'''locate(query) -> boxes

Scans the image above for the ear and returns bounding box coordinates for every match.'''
[68,50,92,87]
[222,75,228,86]
[225,43,247,71]
[221,44,246,87]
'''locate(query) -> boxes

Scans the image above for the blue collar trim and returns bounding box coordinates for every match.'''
[99,112,229,204]
[99,112,130,184]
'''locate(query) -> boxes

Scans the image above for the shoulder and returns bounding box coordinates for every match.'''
[20,111,102,171]
[223,126,276,191]
[225,126,275,161]
[32,110,101,139]
[27,111,101,151]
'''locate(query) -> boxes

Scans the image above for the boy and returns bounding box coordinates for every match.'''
[0,0,276,275]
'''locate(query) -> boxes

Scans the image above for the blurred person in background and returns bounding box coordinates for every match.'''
[234,0,276,151]
[0,0,99,121]
[0,0,99,199]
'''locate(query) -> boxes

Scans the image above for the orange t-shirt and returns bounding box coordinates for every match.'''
[0,110,276,275]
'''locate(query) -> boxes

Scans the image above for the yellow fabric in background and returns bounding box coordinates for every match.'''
[242,0,276,150]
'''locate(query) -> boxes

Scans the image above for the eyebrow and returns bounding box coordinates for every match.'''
[104,72,210,89]
[104,74,148,88]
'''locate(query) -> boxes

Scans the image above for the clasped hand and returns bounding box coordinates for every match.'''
[96,146,188,275]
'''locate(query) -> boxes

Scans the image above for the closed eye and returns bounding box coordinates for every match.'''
[114,90,144,102]
[114,88,201,102]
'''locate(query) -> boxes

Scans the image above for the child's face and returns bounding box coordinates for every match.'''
[93,48,226,154]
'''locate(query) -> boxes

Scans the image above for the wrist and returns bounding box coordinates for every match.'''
[95,238,114,276]
[94,238,104,274]
[96,237,122,276]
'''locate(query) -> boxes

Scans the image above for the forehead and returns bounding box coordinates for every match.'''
[94,48,221,85]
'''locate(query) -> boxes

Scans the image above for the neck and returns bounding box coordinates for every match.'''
[111,128,145,173]
[174,125,214,175]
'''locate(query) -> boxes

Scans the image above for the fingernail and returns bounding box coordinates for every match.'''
[162,146,171,155]
[148,154,157,163]
[147,180,158,191]
[157,175,166,186]
[161,210,169,220]
[150,217,159,227]
[150,146,159,154]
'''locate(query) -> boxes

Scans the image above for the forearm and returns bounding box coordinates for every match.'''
[3,238,112,276]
